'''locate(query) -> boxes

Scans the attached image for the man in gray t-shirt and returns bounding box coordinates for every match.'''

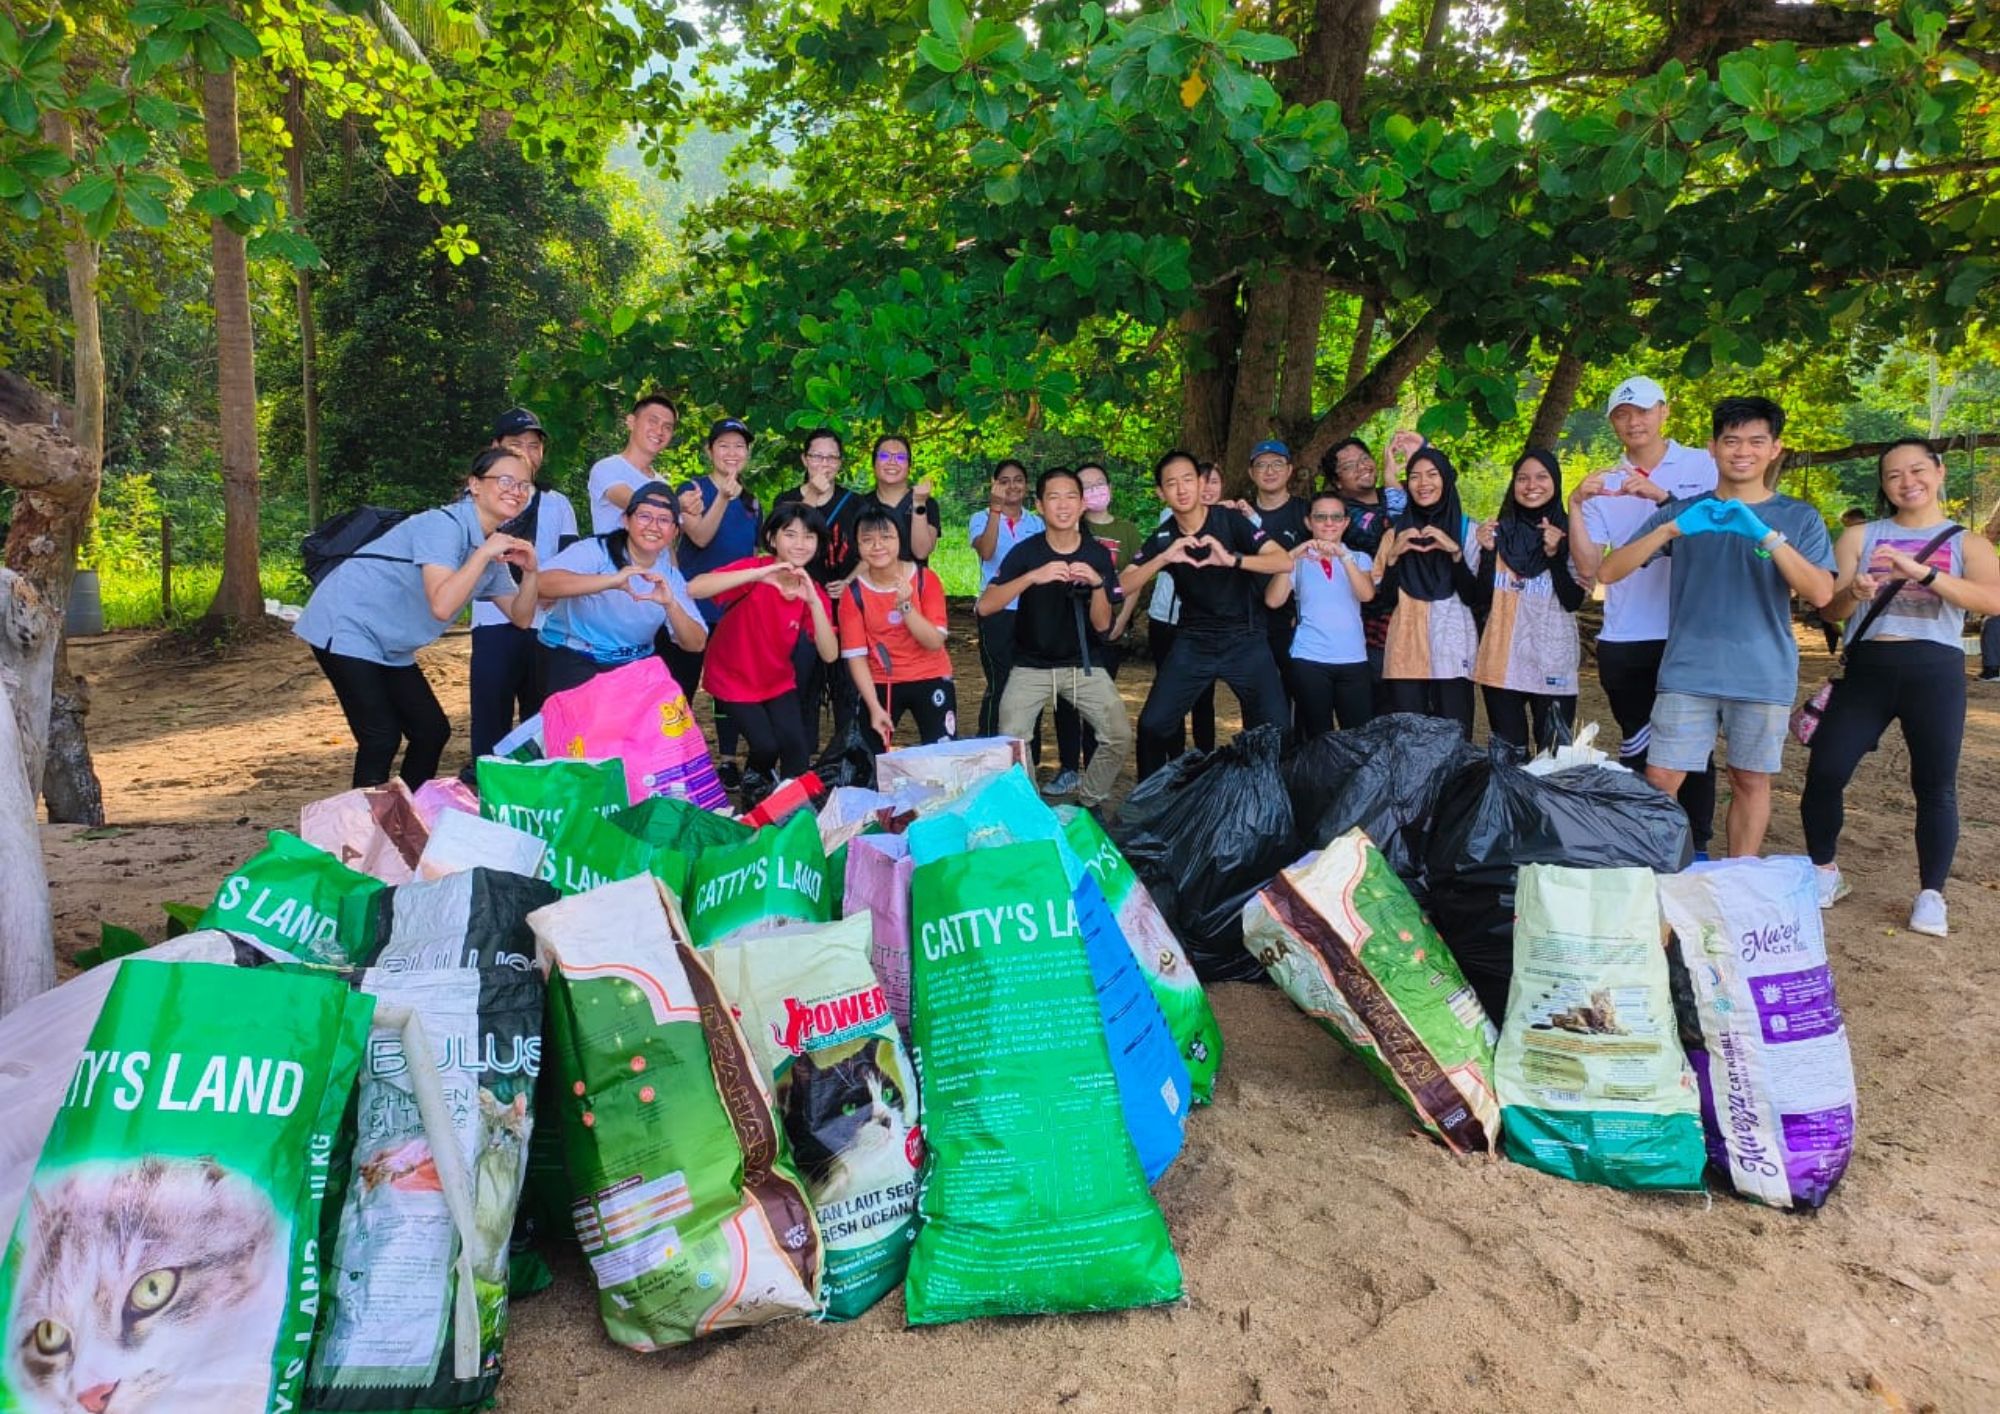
[1599,396,1835,858]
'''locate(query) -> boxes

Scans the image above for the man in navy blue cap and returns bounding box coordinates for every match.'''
[468,406,578,760]
[1242,438,1309,719]
[674,417,762,783]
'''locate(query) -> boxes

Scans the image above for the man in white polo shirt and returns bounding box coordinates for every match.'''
[1568,375,1720,855]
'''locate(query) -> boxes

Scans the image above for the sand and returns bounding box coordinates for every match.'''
[37,623,2000,1413]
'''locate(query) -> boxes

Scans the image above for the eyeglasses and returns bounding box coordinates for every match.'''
[630,511,677,529]
[1309,512,1349,523]
[876,451,911,464]
[481,474,536,493]
[805,452,842,464]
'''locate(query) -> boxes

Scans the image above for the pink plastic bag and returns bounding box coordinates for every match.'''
[539,656,729,811]
[844,832,914,1030]
[298,781,429,884]
[410,776,479,830]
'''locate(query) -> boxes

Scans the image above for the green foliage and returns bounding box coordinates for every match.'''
[278,123,639,510]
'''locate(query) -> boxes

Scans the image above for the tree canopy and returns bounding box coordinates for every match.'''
[521,0,2000,489]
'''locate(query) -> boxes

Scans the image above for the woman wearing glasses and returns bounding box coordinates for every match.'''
[535,481,709,694]
[294,446,541,788]
[776,428,865,748]
[1265,491,1377,735]
[863,433,940,566]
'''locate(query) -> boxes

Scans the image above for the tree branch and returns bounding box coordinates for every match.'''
[1782,431,2000,470]
[1297,306,1445,470]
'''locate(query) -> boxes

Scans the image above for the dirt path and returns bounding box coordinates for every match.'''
[39,623,2000,1413]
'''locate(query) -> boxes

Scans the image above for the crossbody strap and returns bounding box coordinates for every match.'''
[1840,523,1962,663]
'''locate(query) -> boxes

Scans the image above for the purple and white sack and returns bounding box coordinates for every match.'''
[1658,857,1856,1210]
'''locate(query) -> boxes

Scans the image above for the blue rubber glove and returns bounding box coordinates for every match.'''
[1708,498,1773,541]
[1672,500,1726,537]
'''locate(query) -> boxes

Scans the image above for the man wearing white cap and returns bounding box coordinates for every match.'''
[1567,375,1720,853]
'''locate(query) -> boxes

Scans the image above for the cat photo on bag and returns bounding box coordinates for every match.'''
[776,1037,917,1216]
[6,1157,289,1414]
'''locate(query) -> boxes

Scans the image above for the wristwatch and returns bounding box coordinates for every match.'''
[1921,566,1940,587]
[1761,529,1788,550]
[897,600,914,615]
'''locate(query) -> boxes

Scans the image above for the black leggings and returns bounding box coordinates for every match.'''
[1289,658,1373,737]
[1482,686,1577,754]
[1801,640,1965,892]
[869,676,958,749]
[1145,620,1215,760]
[716,691,812,780]
[1383,678,1476,738]
[977,612,1015,738]
[1138,632,1285,778]
[1596,636,1718,851]
[469,623,546,759]
[312,646,450,789]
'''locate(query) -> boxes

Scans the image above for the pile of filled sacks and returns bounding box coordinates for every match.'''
[1124,717,1854,1209]
[0,661,1224,1412]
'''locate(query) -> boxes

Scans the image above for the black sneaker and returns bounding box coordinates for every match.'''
[1981,670,2000,682]
[715,760,743,791]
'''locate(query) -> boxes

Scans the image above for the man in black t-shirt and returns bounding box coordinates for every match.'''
[1121,449,1297,779]
[1243,438,1310,699]
[977,467,1131,809]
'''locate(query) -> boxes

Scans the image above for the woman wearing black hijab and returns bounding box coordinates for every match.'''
[1373,442,1481,734]
[1472,447,1586,751]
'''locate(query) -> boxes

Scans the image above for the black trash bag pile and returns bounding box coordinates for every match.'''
[1283,713,1485,881]
[812,714,877,791]
[1424,745,1693,1019]
[1113,725,1297,984]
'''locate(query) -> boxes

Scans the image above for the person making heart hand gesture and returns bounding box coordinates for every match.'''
[686,503,840,800]
[1372,440,1481,736]
[1470,448,1586,752]
[1121,450,1296,778]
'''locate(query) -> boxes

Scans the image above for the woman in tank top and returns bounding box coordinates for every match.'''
[1802,439,2000,937]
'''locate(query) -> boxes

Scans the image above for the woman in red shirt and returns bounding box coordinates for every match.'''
[841,505,955,748]
[686,503,839,792]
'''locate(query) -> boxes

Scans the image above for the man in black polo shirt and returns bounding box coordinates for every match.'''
[977,467,1131,810]
[1121,449,1296,778]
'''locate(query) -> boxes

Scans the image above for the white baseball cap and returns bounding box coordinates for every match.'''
[1606,376,1668,415]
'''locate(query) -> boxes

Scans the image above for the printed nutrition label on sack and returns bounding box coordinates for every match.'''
[588,1226,683,1288]
[579,1171,693,1258]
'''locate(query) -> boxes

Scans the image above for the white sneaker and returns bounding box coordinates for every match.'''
[1908,890,1948,937]
[1815,865,1851,909]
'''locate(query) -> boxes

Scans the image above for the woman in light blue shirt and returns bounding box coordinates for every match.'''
[295,447,540,788]
[537,481,709,694]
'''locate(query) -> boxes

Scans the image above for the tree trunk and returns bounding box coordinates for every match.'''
[35,112,107,826]
[1177,282,1243,465]
[0,569,58,1016]
[1223,271,1291,486]
[1345,295,1380,391]
[284,74,323,527]
[1297,307,1446,469]
[1526,333,1587,451]
[1275,267,1327,452]
[201,64,266,627]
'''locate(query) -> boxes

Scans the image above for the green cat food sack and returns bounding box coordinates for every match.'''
[1060,805,1222,1106]
[199,830,384,964]
[529,877,821,1348]
[0,960,373,1414]
[1242,832,1500,1154]
[307,964,544,1412]
[476,757,629,844]
[685,811,832,948]
[609,794,751,860]
[1497,864,1706,1191]
[905,841,1181,1324]
[705,914,918,1321]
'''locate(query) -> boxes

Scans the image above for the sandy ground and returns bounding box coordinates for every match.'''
[38,619,2000,1413]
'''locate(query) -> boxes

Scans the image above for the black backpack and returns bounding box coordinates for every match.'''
[301,506,413,587]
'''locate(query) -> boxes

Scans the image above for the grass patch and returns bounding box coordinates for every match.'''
[95,558,310,631]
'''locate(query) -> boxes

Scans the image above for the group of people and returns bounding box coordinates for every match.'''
[292,378,2000,939]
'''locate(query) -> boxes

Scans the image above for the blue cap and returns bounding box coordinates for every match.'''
[1250,440,1290,461]
[706,417,753,447]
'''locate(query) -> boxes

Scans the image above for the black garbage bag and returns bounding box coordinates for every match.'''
[1112,725,1298,983]
[1424,748,1693,1020]
[1282,714,1486,880]
[812,714,876,791]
